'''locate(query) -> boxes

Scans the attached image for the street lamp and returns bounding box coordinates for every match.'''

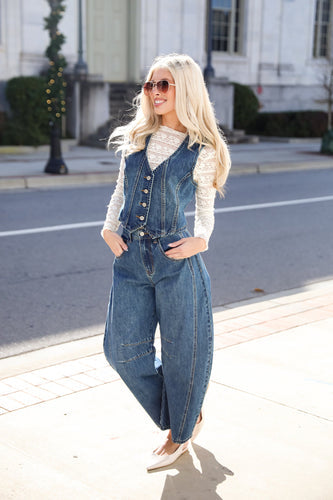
[204,0,215,81]
[72,0,88,143]
[74,0,88,76]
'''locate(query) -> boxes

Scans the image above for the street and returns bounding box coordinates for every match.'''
[1,168,333,358]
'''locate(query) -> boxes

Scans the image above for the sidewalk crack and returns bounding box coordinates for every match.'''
[211,380,333,423]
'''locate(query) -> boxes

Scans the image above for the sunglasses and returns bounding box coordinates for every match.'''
[143,80,176,95]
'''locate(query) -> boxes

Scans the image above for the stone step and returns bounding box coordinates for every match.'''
[223,127,259,144]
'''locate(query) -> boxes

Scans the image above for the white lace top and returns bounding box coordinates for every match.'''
[102,125,217,249]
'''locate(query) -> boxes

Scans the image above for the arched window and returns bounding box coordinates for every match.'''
[211,0,243,54]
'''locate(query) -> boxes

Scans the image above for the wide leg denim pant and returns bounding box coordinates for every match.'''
[104,228,214,444]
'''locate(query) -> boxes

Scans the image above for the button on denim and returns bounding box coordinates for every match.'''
[104,136,214,444]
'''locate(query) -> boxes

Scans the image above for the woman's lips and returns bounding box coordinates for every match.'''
[154,99,166,107]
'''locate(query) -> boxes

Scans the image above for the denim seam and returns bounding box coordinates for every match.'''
[176,256,197,442]
[160,335,175,359]
[194,254,213,336]
[160,336,173,344]
[190,147,201,187]
[161,345,174,359]
[118,348,154,364]
[122,155,145,227]
[124,170,128,191]
[193,254,214,415]
[139,238,156,283]
[171,171,193,232]
[147,239,155,276]
[161,162,167,234]
[121,337,153,347]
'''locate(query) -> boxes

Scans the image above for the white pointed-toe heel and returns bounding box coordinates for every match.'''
[191,409,204,442]
[146,442,189,471]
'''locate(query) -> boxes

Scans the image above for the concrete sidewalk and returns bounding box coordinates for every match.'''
[1,138,333,190]
[0,280,332,499]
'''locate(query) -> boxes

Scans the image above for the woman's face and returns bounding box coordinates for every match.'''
[148,68,177,125]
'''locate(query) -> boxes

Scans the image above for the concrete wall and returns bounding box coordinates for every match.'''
[0,0,77,82]
[207,79,234,129]
[140,0,206,76]
[254,84,329,113]
[209,0,330,112]
[0,0,331,118]
[0,0,78,113]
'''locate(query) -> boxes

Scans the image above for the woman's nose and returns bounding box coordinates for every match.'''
[151,84,160,95]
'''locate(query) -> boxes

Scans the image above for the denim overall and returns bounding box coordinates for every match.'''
[104,135,214,444]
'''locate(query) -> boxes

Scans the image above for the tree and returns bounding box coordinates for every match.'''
[316,64,333,131]
[44,0,68,174]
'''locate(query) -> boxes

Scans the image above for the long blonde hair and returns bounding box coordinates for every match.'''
[109,53,231,193]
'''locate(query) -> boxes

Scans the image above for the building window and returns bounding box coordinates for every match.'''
[313,0,332,58]
[212,0,243,54]
[0,0,2,46]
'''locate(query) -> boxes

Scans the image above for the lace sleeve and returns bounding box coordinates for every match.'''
[193,146,217,250]
[102,153,125,234]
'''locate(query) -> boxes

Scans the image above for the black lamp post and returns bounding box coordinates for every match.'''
[74,0,88,76]
[72,0,88,144]
[44,0,68,175]
[44,121,68,174]
[204,0,215,81]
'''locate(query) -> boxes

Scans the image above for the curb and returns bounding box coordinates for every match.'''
[1,161,333,191]
[0,140,78,155]
[257,136,322,144]
[0,171,119,190]
[231,160,333,176]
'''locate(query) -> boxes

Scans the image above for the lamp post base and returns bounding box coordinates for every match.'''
[204,66,215,82]
[44,157,68,174]
[44,123,68,175]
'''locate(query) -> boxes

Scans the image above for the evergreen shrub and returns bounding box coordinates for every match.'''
[0,111,5,140]
[247,110,327,138]
[2,76,49,146]
[233,82,260,130]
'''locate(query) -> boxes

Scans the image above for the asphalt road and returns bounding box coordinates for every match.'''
[1,168,333,358]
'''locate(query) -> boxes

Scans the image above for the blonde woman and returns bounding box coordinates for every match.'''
[102,53,231,471]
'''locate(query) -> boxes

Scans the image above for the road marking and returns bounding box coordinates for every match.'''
[186,194,333,216]
[0,221,102,237]
[1,195,333,237]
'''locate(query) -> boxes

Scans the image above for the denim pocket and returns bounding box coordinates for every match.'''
[115,250,126,261]
[115,238,129,261]
[157,235,183,262]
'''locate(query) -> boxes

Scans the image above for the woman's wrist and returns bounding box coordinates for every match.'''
[195,236,207,252]
[102,227,115,239]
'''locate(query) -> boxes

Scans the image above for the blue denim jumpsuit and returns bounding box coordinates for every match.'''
[104,134,214,444]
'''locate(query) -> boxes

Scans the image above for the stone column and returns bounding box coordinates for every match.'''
[207,78,234,130]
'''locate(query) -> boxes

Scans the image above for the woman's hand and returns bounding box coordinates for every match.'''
[102,229,128,257]
[165,237,206,259]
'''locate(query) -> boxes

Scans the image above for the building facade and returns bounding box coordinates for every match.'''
[0,0,332,124]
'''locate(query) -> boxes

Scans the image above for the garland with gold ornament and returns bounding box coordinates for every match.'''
[44,0,67,125]
[44,0,68,174]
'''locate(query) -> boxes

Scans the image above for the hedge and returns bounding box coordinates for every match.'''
[233,82,260,130]
[1,76,50,146]
[246,110,328,138]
